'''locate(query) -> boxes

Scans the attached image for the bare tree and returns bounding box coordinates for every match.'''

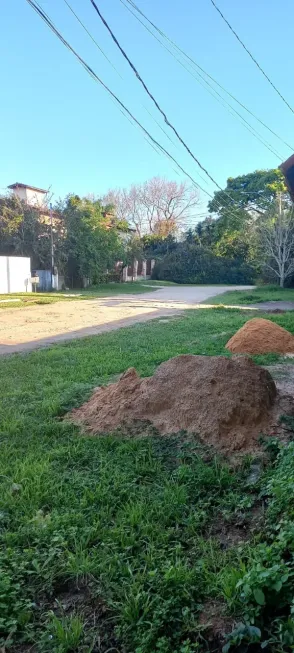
[259,195,294,287]
[103,177,199,236]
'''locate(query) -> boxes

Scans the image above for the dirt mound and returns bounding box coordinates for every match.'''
[70,355,277,453]
[226,318,294,355]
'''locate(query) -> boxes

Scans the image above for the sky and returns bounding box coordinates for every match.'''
[1,0,294,220]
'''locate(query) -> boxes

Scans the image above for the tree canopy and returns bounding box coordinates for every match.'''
[103,177,199,236]
[208,168,287,218]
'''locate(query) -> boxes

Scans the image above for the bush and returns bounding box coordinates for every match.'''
[152,244,255,284]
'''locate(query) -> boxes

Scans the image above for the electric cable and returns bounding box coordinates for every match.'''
[210,0,294,115]
[122,0,294,152]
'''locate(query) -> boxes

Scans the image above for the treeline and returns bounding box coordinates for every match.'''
[146,168,294,287]
[0,194,138,287]
[1,169,293,288]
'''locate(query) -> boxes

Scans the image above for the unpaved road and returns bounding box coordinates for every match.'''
[0,285,253,355]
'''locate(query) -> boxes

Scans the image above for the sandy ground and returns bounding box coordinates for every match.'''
[0,285,254,355]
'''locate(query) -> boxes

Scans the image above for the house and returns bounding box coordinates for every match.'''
[7,182,62,290]
[8,182,48,207]
[280,155,294,202]
[7,182,61,228]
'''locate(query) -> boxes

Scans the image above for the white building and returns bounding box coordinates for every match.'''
[0,256,32,294]
[7,182,48,207]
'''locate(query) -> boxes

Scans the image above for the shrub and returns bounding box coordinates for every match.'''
[152,244,255,284]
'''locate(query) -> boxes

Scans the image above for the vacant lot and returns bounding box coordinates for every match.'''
[2,308,294,652]
[0,285,252,355]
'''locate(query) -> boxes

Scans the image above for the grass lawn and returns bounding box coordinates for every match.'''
[207,285,294,306]
[2,308,294,652]
[0,282,163,309]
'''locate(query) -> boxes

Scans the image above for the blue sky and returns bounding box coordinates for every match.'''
[1,0,293,216]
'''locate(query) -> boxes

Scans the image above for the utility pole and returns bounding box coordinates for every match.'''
[50,202,54,290]
[278,191,282,217]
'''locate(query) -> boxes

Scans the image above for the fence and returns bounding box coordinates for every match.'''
[34,270,52,292]
[0,256,32,293]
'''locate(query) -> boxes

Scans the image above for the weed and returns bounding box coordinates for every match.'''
[222,624,261,653]
[42,614,84,652]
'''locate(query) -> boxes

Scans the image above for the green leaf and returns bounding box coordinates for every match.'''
[222,643,230,653]
[253,588,265,605]
[272,581,282,592]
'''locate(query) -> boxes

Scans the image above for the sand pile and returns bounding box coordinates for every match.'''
[226,318,294,355]
[70,355,277,453]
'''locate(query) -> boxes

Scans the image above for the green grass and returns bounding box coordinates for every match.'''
[206,285,294,306]
[2,309,294,651]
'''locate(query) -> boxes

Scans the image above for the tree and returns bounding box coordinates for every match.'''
[103,177,199,236]
[0,194,56,268]
[57,195,124,286]
[208,169,288,219]
[213,230,251,261]
[142,233,177,260]
[206,169,289,251]
[186,217,218,248]
[259,196,294,288]
[122,235,143,281]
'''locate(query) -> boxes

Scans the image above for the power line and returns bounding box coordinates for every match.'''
[89,0,270,219]
[119,0,282,161]
[123,0,282,161]
[209,0,294,116]
[25,0,215,204]
[62,0,182,154]
[121,0,293,153]
[89,0,229,194]
[64,0,207,173]
[33,2,276,225]
[62,0,122,77]
[26,1,254,225]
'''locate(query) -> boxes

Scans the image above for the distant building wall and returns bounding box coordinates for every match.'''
[25,188,46,206]
[0,256,32,293]
[0,258,7,294]
[123,259,155,282]
[10,185,47,207]
[35,270,64,291]
[35,269,52,292]
[12,186,27,203]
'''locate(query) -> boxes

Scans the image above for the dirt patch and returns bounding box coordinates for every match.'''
[69,354,279,454]
[199,601,234,645]
[265,362,294,396]
[226,317,294,354]
[42,580,121,653]
[210,502,265,549]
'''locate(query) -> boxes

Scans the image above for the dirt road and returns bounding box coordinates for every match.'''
[0,285,253,355]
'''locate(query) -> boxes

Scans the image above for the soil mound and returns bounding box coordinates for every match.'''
[70,355,277,453]
[226,318,294,355]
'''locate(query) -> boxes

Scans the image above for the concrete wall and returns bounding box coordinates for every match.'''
[123,259,155,282]
[25,188,46,206]
[11,186,27,202]
[0,257,8,293]
[12,186,46,207]
[0,256,32,293]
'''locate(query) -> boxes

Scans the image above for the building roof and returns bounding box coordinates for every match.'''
[7,182,48,194]
[280,155,294,203]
